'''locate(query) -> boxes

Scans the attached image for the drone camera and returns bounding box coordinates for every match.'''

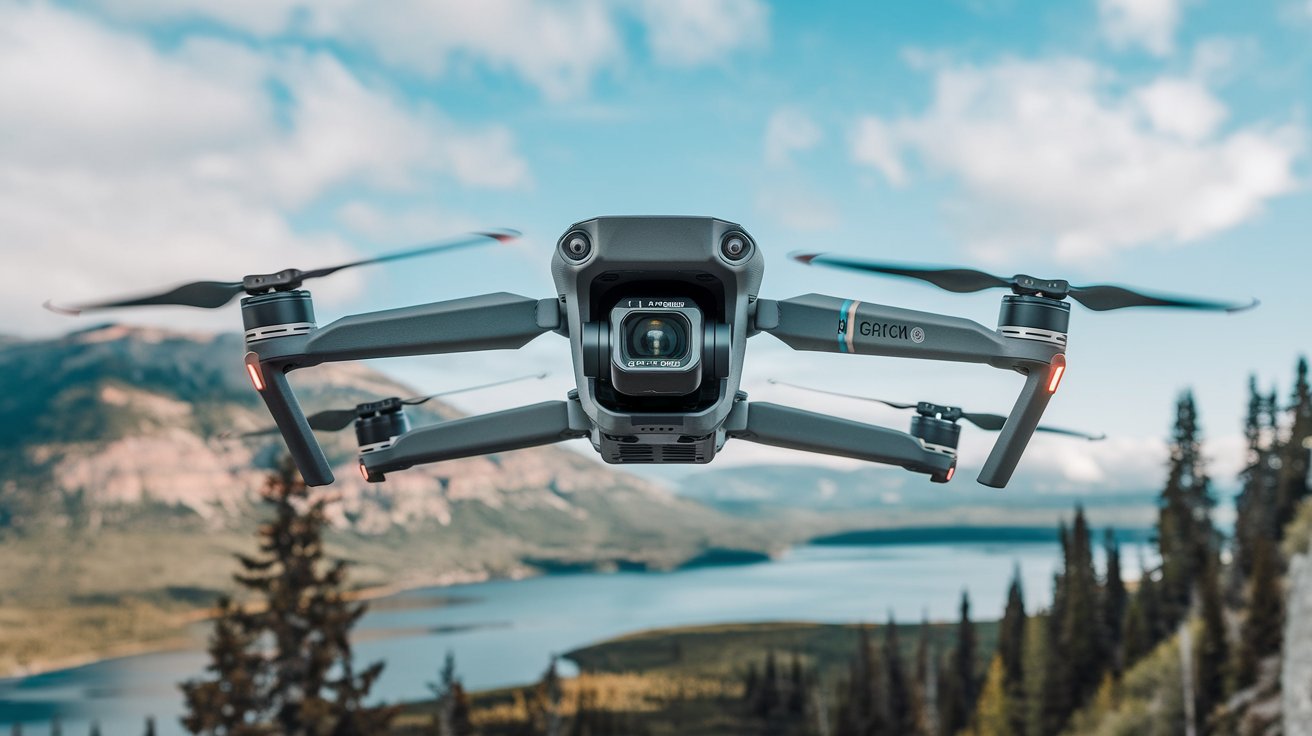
[720,231,751,262]
[560,230,592,262]
[609,298,705,396]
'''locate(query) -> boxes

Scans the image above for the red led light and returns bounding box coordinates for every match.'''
[359,463,369,481]
[245,362,265,391]
[1046,354,1066,394]
[946,466,956,482]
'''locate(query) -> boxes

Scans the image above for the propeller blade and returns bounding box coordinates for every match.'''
[44,229,519,315]
[1066,284,1257,313]
[305,408,362,432]
[791,253,1011,294]
[961,411,1103,439]
[44,281,246,315]
[227,372,548,439]
[1034,425,1106,440]
[959,412,1008,431]
[767,379,918,410]
[297,229,520,280]
[402,371,549,406]
[792,251,1256,314]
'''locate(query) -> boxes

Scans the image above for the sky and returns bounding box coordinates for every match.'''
[3,0,1310,495]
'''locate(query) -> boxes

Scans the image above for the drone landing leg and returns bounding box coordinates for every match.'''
[977,367,1055,488]
[726,402,955,480]
[248,359,335,486]
[360,401,591,480]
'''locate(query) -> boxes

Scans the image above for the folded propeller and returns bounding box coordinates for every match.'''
[45,229,520,315]
[767,379,1105,440]
[791,253,1256,313]
[227,372,547,438]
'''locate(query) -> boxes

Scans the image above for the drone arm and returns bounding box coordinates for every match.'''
[359,401,591,480]
[755,294,1064,488]
[243,292,560,486]
[754,294,1055,367]
[254,292,560,367]
[725,402,955,480]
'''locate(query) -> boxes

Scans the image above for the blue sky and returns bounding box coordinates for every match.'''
[4,0,1310,493]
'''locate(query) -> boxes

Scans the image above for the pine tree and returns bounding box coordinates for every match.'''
[429,650,460,736]
[940,591,977,735]
[1276,356,1312,534]
[998,565,1027,691]
[1194,550,1228,728]
[1235,532,1283,688]
[1101,529,1127,676]
[997,564,1027,735]
[530,657,564,736]
[914,615,937,736]
[144,717,157,736]
[788,651,806,715]
[1233,377,1273,583]
[449,683,474,736]
[974,655,1015,736]
[1021,614,1054,736]
[743,662,759,703]
[884,616,915,734]
[755,650,781,718]
[1056,507,1102,718]
[1156,391,1215,626]
[180,457,395,735]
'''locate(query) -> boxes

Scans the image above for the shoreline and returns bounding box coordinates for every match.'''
[0,568,517,682]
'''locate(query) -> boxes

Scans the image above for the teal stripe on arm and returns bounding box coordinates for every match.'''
[838,299,852,353]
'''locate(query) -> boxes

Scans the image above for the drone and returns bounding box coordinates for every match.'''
[47,216,1254,488]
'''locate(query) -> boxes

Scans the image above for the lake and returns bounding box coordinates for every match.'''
[0,539,1117,735]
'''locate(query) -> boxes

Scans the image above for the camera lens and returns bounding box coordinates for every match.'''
[720,232,750,262]
[561,231,592,261]
[627,316,686,359]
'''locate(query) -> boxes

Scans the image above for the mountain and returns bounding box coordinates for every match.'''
[0,324,781,609]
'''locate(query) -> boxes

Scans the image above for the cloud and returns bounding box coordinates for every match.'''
[764,108,823,166]
[0,4,528,333]
[849,57,1303,261]
[1098,0,1186,56]
[85,0,769,100]
[637,0,769,67]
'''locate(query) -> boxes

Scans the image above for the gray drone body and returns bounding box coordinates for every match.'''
[552,216,761,464]
[47,215,1253,492]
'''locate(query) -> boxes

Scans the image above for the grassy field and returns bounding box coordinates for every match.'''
[393,619,1000,735]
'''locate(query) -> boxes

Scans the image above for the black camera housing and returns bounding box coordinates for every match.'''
[553,216,760,463]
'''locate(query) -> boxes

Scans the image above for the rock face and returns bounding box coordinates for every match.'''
[0,325,754,575]
[1284,553,1312,735]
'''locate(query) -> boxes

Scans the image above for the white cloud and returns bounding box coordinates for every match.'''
[84,0,769,100]
[1133,78,1227,141]
[637,0,769,67]
[1098,0,1186,56]
[849,57,1303,261]
[756,188,839,231]
[850,117,907,185]
[0,4,528,333]
[764,108,823,166]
